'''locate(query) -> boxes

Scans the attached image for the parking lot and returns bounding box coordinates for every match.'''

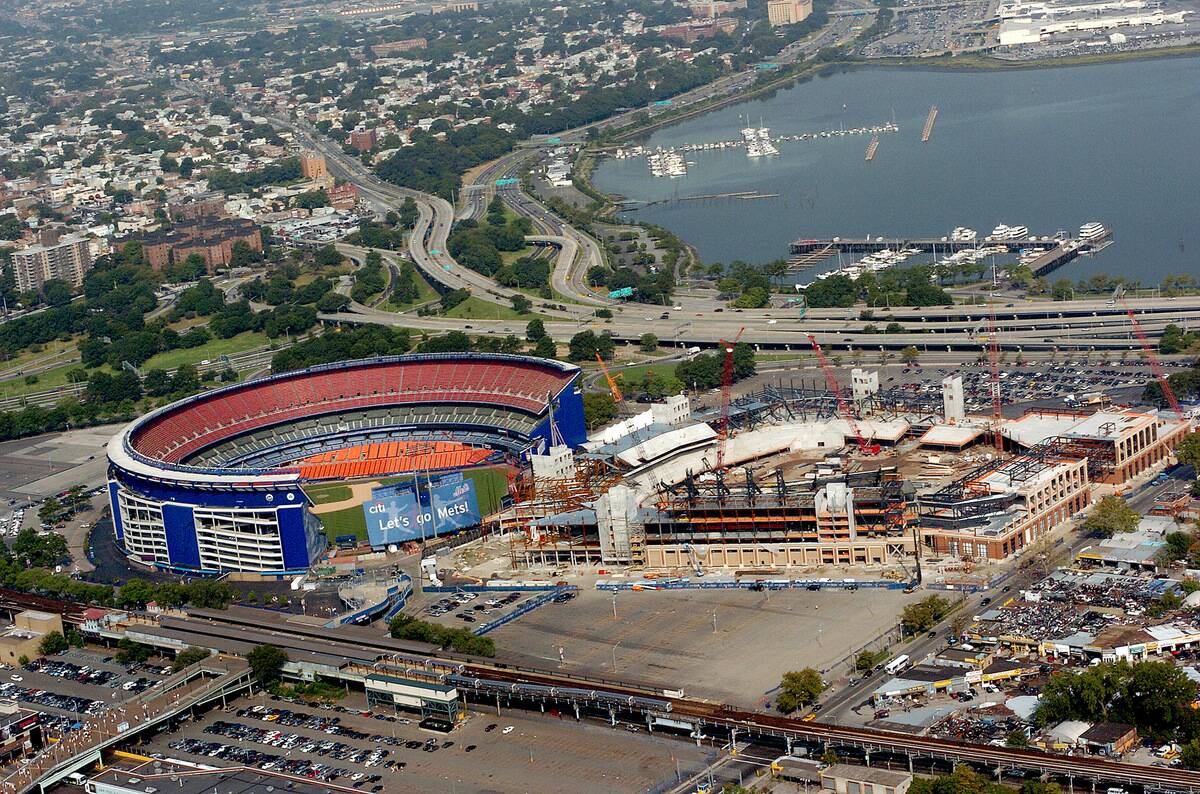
[0,648,169,733]
[423,589,563,629]
[489,586,925,707]
[145,693,713,793]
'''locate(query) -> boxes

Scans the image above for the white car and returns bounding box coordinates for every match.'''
[501,726,514,735]
[9,675,21,682]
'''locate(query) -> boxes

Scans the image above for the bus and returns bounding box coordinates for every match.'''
[883,654,910,675]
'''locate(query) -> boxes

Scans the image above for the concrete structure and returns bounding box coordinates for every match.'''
[852,368,880,407]
[661,17,739,42]
[942,375,964,423]
[0,701,42,766]
[767,0,813,26]
[820,763,912,794]
[370,37,428,56]
[299,151,328,180]
[10,234,92,291]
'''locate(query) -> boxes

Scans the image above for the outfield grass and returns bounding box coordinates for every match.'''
[141,331,271,372]
[444,296,551,322]
[309,465,511,541]
[305,484,352,505]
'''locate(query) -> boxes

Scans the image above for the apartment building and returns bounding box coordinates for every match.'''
[10,234,93,291]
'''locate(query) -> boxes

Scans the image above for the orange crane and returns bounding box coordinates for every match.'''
[595,352,623,404]
[715,327,746,472]
[808,334,880,456]
[1121,299,1184,417]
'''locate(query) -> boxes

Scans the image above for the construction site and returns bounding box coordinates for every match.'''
[490,321,1193,586]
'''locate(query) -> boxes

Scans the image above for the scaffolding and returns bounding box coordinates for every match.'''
[506,458,623,569]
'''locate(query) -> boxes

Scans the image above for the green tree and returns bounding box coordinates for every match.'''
[171,646,211,672]
[38,631,68,656]
[115,638,153,664]
[510,294,533,315]
[901,595,952,634]
[37,497,64,525]
[1175,432,1200,470]
[583,392,617,430]
[1182,738,1200,770]
[900,346,920,365]
[532,336,557,359]
[775,668,825,713]
[525,318,546,342]
[639,333,658,352]
[1082,495,1140,538]
[247,643,289,687]
[567,330,614,362]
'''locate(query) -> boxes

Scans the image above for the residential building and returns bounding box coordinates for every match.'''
[140,217,262,272]
[662,17,739,42]
[300,151,328,180]
[169,194,225,222]
[767,0,813,26]
[820,763,912,794]
[10,234,93,291]
[690,0,748,17]
[349,128,377,153]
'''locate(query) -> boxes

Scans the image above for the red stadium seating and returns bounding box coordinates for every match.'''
[295,440,492,480]
[130,358,573,464]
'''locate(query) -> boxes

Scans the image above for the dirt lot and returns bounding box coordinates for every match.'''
[489,586,925,707]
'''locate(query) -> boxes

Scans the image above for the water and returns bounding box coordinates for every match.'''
[591,57,1200,284]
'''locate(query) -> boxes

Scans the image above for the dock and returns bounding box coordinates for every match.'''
[865,135,879,161]
[620,190,778,210]
[789,231,1113,277]
[921,105,938,142]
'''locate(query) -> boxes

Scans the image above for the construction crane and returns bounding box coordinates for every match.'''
[595,352,623,404]
[715,327,746,472]
[1118,291,1184,417]
[986,310,1003,449]
[807,334,880,456]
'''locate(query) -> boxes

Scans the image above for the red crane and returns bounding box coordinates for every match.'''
[715,327,745,472]
[1123,300,1184,417]
[986,311,1003,449]
[807,334,880,456]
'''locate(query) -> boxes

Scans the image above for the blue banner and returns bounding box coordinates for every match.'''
[363,477,480,547]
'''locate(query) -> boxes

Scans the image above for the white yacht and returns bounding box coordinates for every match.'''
[1079,222,1107,241]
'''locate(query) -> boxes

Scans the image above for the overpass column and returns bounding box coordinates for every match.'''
[645,714,654,733]
[1068,774,1074,794]
[907,755,913,773]
[573,703,580,720]
[539,701,545,713]
[863,749,870,766]
[609,707,616,726]
[495,693,501,716]
[785,735,793,756]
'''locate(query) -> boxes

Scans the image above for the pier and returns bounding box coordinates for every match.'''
[789,232,1112,277]
[921,105,938,142]
[620,190,779,209]
[865,135,880,161]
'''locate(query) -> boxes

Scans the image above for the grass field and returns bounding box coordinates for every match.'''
[500,245,537,267]
[141,331,271,372]
[444,296,551,322]
[0,362,94,399]
[0,337,81,378]
[305,465,511,541]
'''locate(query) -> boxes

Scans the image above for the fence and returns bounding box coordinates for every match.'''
[472,586,577,636]
[596,578,909,592]
[423,583,565,594]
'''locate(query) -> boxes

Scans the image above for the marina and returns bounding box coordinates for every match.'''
[611,120,900,177]
[788,223,1112,280]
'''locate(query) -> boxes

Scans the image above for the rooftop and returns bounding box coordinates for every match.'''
[90,760,362,794]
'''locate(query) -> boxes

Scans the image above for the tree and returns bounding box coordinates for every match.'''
[38,631,68,656]
[1035,660,1197,741]
[900,346,920,365]
[247,643,289,687]
[525,319,546,342]
[37,498,64,525]
[639,333,658,353]
[567,330,614,362]
[1176,432,1200,470]
[775,668,825,713]
[1082,496,1139,539]
[583,392,617,430]
[115,638,153,664]
[1006,728,1030,747]
[510,294,533,315]
[533,336,557,359]
[171,646,211,672]
[901,595,952,634]
[1183,738,1200,770]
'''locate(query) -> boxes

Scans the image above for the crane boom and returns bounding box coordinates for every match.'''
[807,335,879,455]
[715,327,745,472]
[1122,302,1183,417]
[595,352,623,404]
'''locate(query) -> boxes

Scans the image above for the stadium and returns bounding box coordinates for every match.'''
[106,353,586,575]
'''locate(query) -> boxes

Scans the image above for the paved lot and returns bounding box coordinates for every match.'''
[490,587,925,707]
[0,425,115,504]
[143,692,714,794]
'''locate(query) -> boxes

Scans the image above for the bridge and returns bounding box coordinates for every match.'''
[1,658,254,794]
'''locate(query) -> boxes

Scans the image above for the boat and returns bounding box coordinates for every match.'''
[1079,222,1107,241]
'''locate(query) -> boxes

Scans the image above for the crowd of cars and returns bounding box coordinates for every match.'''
[168,736,379,785]
[0,680,106,716]
[426,591,527,624]
[24,658,156,694]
